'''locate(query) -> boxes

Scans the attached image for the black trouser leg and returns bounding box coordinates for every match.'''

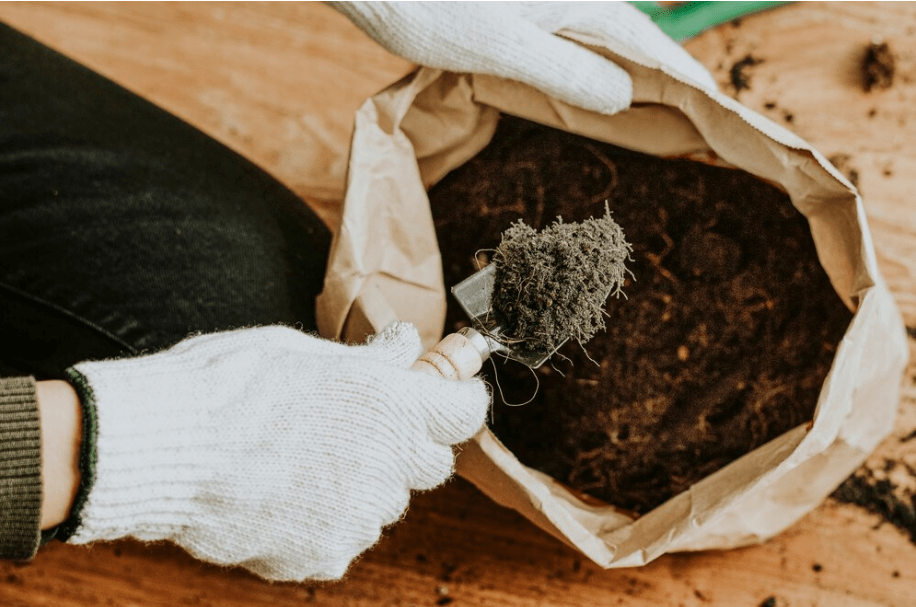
[0,23,331,380]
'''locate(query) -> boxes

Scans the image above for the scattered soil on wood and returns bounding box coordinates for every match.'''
[730,54,763,92]
[428,116,852,514]
[827,154,861,189]
[863,41,895,92]
[832,374,916,547]
[833,463,916,544]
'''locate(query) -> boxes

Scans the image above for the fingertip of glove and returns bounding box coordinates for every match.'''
[538,41,634,115]
[409,442,457,492]
[366,322,424,366]
[567,81,632,116]
[375,321,420,341]
[424,377,490,446]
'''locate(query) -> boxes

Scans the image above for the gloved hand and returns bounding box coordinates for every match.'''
[328,1,716,115]
[64,322,489,581]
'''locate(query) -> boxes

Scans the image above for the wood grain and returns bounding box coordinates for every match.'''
[1,2,914,606]
[1,486,914,607]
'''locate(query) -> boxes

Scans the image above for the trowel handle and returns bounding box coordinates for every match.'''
[411,327,491,380]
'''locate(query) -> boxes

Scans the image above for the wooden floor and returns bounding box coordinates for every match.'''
[1,2,915,606]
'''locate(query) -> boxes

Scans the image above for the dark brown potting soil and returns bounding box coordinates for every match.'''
[833,463,916,544]
[729,54,763,92]
[862,41,895,92]
[428,115,853,514]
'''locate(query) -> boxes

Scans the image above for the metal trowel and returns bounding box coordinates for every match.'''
[410,209,629,380]
[410,264,567,379]
[450,264,567,368]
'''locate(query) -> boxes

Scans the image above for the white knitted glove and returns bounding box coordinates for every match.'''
[328,1,716,115]
[65,323,489,581]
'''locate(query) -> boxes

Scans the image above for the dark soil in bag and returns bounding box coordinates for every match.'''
[428,115,853,515]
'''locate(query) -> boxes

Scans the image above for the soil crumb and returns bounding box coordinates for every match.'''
[827,154,860,189]
[863,41,895,92]
[730,54,763,92]
[491,209,631,356]
[429,116,852,514]
[833,464,916,544]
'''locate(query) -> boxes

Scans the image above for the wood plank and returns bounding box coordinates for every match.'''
[1,2,915,606]
[1,482,914,607]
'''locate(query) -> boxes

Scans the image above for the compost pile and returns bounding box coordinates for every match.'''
[428,115,853,515]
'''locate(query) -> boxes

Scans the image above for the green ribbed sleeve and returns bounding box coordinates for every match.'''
[0,376,41,560]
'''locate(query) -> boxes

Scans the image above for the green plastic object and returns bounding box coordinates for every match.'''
[630,1,791,42]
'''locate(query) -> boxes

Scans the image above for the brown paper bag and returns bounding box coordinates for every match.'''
[315,35,908,567]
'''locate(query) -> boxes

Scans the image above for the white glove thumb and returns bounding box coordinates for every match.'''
[360,321,424,366]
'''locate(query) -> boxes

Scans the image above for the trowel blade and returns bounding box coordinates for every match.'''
[450,264,567,368]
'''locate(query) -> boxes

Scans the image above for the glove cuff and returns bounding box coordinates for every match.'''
[62,355,220,546]
[44,369,100,544]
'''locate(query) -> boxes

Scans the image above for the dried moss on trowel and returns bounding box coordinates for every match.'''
[490,207,631,355]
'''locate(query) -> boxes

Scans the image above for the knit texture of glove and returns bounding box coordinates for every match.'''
[66,323,489,581]
[329,1,716,115]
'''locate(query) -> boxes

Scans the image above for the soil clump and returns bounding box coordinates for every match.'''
[833,464,916,544]
[730,54,763,92]
[863,40,895,92]
[428,115,853,514]
[827,154,861,189]
[491,210,631,356]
